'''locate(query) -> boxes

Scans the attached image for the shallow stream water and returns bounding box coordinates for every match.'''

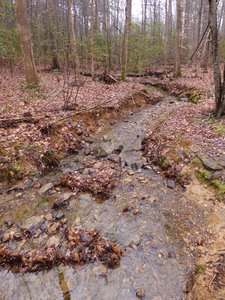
[0,92,211,300]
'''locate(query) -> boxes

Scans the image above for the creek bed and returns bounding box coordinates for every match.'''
[0,90,211,300]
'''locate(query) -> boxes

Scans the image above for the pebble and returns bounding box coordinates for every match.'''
[136,287,145,298]
[47,222,60,234]
[20,216,45,231]
[52,210,64,220]
[46,235,60,247]
[38,182,54,195]
[167,180,176,189]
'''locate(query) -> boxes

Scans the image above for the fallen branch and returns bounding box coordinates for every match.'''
[0,117,40,128]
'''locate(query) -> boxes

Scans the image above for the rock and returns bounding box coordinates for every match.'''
[2,229,22,242]
[77,130,83,136]
[114,145,124,154]
[84,148,91,156]
[46,235,60,248]
[79,193,94,202]
[199,155,223,171]
[102,136,111,142]
[4,221,14,228]
[21,216,45,231]
[217,155,225,168]
[131,163,139,170]
[136,287,145,299]
[93,162,103,169]
[93,145,108,158]
[45,213,53,221]
[94,212,101,222]
[53,193,73,209]
[133,208,141,215]
[178,97,189,102]
[167,180,176,189]
[84,137,94,144]
[108,154,120,163]
[73,215,81,226]
[2,231,12,242]
[38,182,54,195]
[47,222,60,234]
[52,210,64,220]
[128,234,141,248]
[33,233,48,247]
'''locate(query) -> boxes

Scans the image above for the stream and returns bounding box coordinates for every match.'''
[0,91,211,299]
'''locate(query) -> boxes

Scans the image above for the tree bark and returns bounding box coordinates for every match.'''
[48,0,60,70]
[90,0,95,79]
[67,0,79,73]
[209,0,225,116]
[15,0,39,85]
[121,0,132,81]
[174,0,182,78]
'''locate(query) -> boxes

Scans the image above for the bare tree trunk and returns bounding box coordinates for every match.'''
[201,30,210,73]
[48,0,60,70]
[15,0,39,85]
[90,0,95,79]
[174,0,182,78]
[209,0,225,116]
[164,0,173,73]
[103,0,112,70]
[121,0,132,81]
[142,0,147,35]
[67,0,79,73]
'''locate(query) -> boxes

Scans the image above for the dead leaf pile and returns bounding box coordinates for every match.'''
[59,161,119,198]
[0,227,121,273]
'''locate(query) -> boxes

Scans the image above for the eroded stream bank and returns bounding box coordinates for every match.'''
[0,89,219,299]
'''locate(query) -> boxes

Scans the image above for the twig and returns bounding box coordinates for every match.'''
[188,22,210,67]
[37,86,68,112]
[208,273,217,292]
[113,24,124,36]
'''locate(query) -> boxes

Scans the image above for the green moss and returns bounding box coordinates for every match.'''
[196,167,213,181]
[164,223,172,231]
[213,124,225,135]
[185,89,202,104]
[212,179,225,200]
[192,157,202,167]
[25,83,41,90]
[4,164,24,183]
[157,156,171,170]
[195,264,206,274]
[196,167,225,201]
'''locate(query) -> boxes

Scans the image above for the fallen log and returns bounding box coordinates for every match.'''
[0,117,40,128]
[98,72,118,84]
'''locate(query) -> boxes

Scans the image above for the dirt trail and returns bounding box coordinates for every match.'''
[0,88,222,299]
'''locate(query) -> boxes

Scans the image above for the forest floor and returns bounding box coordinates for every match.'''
[0,66,224,299]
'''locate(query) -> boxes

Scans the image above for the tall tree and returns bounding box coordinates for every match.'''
[15,0,39,85]
[67,0,79,73]
[48,0,60,70]
[121,0,132,81]
[174,0,182,78]
[90,0,95,79]
[209,0,225,116]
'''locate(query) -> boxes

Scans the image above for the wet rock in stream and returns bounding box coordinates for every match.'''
[53,193,73,209]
